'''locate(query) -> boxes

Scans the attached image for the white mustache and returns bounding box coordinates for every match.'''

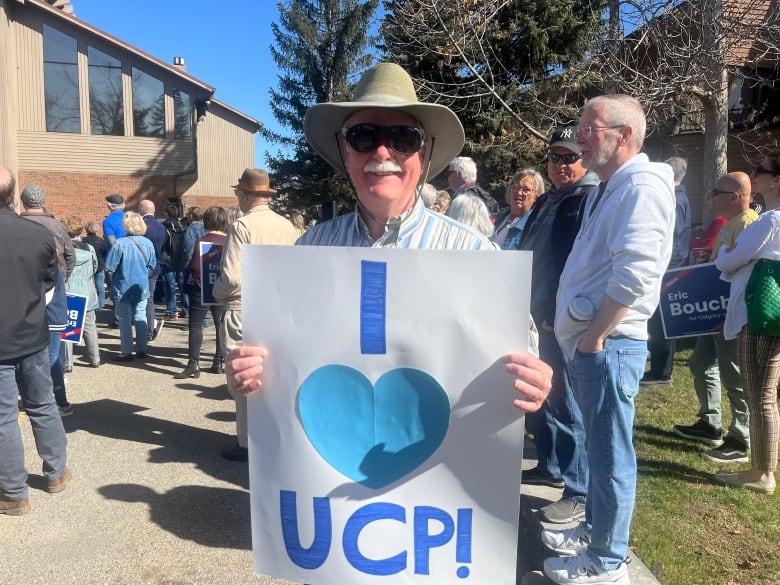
[363,161,402,173]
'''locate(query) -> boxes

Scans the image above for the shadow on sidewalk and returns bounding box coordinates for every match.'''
[98,483,251,549]
[64,398,248,490]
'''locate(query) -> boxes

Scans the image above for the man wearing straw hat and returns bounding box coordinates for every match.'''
[226,61,553,415]
[213,168,299,461]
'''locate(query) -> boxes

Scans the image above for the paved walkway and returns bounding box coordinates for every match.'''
[2,308,659,585]
[2,311,293,585]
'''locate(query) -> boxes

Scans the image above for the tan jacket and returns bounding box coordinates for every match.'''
[213,204,299,309]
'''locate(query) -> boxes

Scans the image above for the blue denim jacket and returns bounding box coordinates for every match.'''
[105,236,157,303]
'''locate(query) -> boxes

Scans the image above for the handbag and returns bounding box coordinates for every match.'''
[744,258,780,336]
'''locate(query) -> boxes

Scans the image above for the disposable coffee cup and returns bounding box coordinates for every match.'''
[568,297,596,322]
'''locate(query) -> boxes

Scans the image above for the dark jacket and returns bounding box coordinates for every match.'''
[143,214,167,278]
[161,217,186,272]
[47,267,68,332]
[0,209,58,360]
[83,233,107,273]
[519,171,600,327]
[457,183,500,218]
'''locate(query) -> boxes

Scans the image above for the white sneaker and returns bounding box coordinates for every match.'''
[542,522,590,556]
[544,553,629,584]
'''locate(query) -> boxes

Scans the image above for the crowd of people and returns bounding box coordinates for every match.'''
[2,59,779,585]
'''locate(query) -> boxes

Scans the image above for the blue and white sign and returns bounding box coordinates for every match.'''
[243,246,532,585]
[61,293,87,344]
[199,241,223,305]
[658,262,731,339]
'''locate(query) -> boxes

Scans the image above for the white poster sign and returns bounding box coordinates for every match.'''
[243,245,532,585]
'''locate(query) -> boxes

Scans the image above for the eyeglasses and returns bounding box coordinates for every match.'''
[548,152,581,164]
[342,124,425,155]
[755,165,777,176]
[575,125,626,137]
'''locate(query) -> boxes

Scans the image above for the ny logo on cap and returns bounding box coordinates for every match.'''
[560,128,574,139]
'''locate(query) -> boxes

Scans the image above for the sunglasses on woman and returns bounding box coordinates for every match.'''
[548,153,581,164]
[342,124,425,155]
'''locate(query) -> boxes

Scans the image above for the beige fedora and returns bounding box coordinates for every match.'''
[231,168,277,194]
[303,62,464,179]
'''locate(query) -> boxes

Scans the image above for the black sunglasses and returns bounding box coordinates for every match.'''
[548,152,580,164]
[755,164,777,176]
[342,124,425,155]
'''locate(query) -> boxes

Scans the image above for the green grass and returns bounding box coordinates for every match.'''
[632,344,780,585]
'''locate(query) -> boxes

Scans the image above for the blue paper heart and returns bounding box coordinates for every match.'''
[298,365,450,489]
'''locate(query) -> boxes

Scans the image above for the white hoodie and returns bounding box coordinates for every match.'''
[555,153,675,360]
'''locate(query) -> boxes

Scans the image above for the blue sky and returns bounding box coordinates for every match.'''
[73,0,284,166]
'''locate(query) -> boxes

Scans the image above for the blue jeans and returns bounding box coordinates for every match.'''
[94,270,106,309]
[569,337,646,570]
[529,328,587,500]
[162,271,177,315]
[48,331,68,407]
[0,346,67,500]
[162,271,188,314]
[116,298,148,354]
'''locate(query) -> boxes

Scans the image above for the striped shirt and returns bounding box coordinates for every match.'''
[298,197,494,250]
[297,196,538,354]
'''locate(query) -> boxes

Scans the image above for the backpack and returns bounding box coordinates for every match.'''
[161,219,185,270]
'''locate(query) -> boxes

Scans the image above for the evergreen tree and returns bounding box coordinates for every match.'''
[381,0,603,196]
[264,0,379,220]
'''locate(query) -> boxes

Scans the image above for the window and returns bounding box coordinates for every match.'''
[88,46,124,135]
[43,24,80,133]
[132,66,165,137]
[173,89,192,140]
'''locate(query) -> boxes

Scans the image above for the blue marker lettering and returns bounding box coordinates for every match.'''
[280,490,332,569]
[360,260,387,354]
[343,502,406,575]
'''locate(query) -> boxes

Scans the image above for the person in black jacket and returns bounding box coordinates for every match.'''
[140,200,167,340]
[517,123,600,525]
[447,156,500,218]
[84,221,107,309]
[161,204,186,319]
[0,165,70,516]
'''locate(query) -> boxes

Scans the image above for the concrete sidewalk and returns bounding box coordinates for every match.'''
[3,308,659,585]
[2,311,292,585]
[517,444,661,585]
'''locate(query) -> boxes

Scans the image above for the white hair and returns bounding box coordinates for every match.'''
[448,157,478,183]
[446,194,494,237]
[419,183,437,208]
[664,157,688,183]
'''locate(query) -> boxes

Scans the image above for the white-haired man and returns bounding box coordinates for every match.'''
[447,156,500,218]
[543,96,675,584]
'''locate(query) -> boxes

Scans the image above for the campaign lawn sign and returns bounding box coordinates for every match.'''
[242,245,532,585]
[61,293,87,344]
[658,262,731,339]
[199,241,223,305]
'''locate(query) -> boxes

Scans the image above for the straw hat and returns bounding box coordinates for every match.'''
[303,62,464,179]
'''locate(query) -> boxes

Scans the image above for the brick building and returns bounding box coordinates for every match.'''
[0,0,261,226]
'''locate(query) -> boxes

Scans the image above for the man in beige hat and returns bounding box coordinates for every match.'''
[212,168,299,461]
[225,62,552,413]
[674,171,757,463]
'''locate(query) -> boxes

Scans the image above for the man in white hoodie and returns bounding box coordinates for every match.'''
[542,95,675,585]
